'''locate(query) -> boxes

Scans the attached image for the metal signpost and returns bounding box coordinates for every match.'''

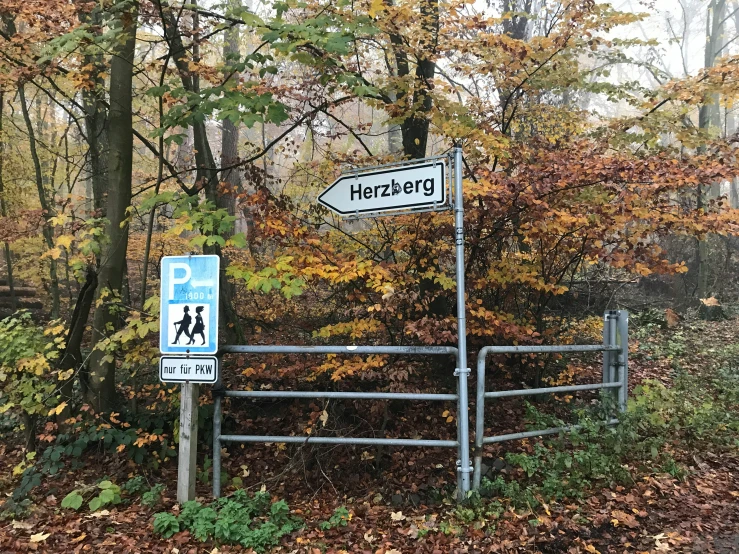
[321,147,471,495]
[159,254,221,502]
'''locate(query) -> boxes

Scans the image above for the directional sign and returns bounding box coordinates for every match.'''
[160,356,218,384]
[160,255,219,355]
[318,159,446,216]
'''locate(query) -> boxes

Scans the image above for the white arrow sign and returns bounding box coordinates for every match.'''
[318,159,446,216]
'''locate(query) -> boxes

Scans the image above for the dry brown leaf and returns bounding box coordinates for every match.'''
[390,511,406,521]
[12,520,33,531]
[29,532,50,543]
[611,509,639,528]
[665,308,680,327]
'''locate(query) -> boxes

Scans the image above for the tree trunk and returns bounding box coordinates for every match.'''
[220,0,240,217]
[696,0,726,299]
[163,0,245,343]
[57,266,97,425]
[77,1,109,215]
[18,84,60,318]
[87,1,137,412]
[0,92,16,312]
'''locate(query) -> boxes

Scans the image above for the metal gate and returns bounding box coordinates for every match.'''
[212,344,470,498]
[472,310,629,489]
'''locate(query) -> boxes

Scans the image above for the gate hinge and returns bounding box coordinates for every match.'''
[456,460,473,473]
[454,367,471,377]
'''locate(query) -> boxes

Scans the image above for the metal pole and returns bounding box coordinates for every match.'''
[223,390,457,401]
[484,381,622,399]
[616,310,629,412]
[213,391,222,498]
[453,146,471,500]
[608,312,618,407]
[473,347,489,489]
[482,418,620,445]
[218,435,458,447]
[219,345,458,356]
[602,312,612,386]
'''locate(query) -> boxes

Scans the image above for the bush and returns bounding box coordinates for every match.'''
[152,490,302,551]
[318,506,351,530]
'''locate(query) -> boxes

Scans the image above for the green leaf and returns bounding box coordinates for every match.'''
[89,496,102,511]
[61,491,83,511]
[145,85,171,97]
[99,489,115,504]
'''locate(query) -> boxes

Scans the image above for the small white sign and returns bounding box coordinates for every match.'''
[159,356,219,384]
[318,159,446,216]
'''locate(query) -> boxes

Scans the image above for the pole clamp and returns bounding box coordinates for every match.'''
[456,460,473,473]
[454,367,471,377]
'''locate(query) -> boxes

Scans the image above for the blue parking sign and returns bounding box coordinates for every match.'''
[160,255,220,354]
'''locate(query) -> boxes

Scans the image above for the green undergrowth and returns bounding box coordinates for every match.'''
[152,490,302,551]
[472,361,739,516]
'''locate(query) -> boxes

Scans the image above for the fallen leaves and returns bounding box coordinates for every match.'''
[610,509,639,529]
[29,532,50,543]
[12,520,33,531]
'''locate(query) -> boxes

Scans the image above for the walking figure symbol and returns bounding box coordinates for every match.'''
[188,306,206,345]
[173,306,192,344]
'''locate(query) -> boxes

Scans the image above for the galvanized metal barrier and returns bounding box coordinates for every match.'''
[472,310,629,489]
[212,344,465,498]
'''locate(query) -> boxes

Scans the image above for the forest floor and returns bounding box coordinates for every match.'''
[1,314,738,553]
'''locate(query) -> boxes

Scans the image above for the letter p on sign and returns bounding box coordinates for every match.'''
[169,263,191,298]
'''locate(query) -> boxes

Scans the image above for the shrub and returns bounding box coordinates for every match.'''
[318,506,351,530]
[152,490,302,552]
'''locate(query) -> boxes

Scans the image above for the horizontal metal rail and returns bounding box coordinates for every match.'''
[484,381,621,399]
[218,345,458,356]
[224,390,457,401]
[338,153,449,175]
[479,345,620,355]
[219,435,458,447]
[481,418,619,445]
[213,343,461,499]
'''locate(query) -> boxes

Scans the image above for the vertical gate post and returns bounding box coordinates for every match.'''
[453,146,471,500]
[177,382,199,503]
[213,389,223,498]
[616,310,629,412]
[472,348,488,490]
[602,311,617,413]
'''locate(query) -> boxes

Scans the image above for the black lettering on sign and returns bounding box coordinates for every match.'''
[345,171,441,204]
[350,183,361,201]
[195,364,213,375]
